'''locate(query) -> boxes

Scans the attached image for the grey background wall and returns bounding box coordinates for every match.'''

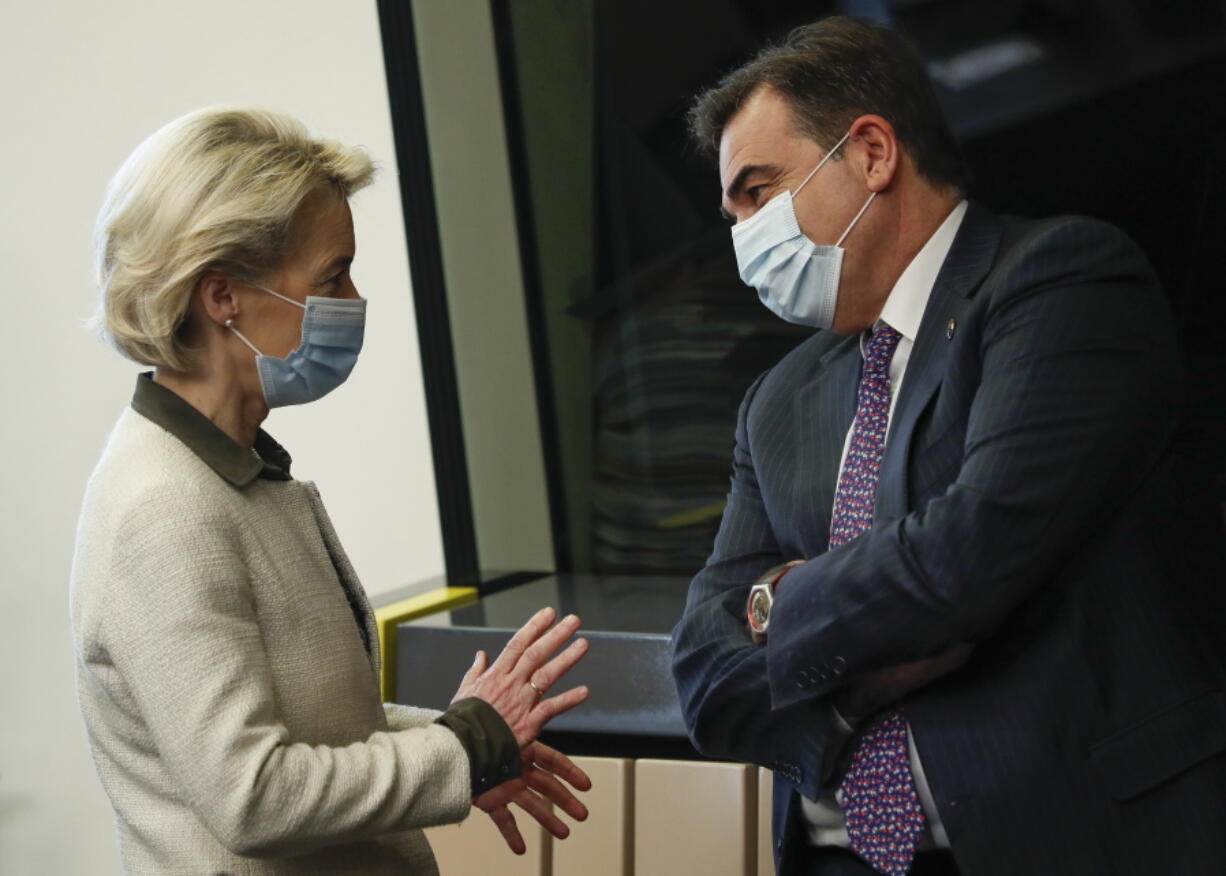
[0,2,448,871]
[411,0,555,575]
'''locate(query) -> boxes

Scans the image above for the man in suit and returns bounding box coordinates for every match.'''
[670,16,1226,876]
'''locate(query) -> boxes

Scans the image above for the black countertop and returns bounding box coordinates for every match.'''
[396,574,701,757]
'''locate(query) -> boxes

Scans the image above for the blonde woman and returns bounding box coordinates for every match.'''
[71,107,591,874]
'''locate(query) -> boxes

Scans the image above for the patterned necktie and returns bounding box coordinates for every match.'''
[829,324,926,876]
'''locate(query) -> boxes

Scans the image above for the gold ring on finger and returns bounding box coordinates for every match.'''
[528,679,544,698]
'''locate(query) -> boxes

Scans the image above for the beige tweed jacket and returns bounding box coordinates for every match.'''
[71,407,472,874]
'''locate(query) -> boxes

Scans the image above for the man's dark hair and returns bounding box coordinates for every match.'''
[688,16,969,192]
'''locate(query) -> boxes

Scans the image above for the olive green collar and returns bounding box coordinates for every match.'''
[131,372,292,487]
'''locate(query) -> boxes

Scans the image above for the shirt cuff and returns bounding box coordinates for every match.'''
[434,698,522,797]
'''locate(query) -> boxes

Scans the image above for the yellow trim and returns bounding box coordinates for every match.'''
[375,586,478,702]
[657,500,727,529]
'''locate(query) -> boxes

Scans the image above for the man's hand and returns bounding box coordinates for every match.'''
[474,742,592,855]
[835,643,975,720]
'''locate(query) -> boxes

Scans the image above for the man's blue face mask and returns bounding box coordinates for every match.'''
[226,285,366,408]
[730,130,876,330]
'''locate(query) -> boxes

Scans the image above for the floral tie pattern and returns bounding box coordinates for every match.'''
[829,324,901,549]
[828,324,926,876]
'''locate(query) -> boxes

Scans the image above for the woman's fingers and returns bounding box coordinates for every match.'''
[491,607,557,675]
[517,613,582,681]
[484,803,526,855]
[510,786,571,840]
[450,651,490,705]
[459,650,487,687]
[524,766,589,822]
[527,637,589,693]
[528,742,593,792]
[532,684,590,725]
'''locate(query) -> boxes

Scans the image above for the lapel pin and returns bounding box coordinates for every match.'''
[946,318,957,340]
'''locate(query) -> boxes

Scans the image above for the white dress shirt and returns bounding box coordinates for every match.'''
[799,199,969,850]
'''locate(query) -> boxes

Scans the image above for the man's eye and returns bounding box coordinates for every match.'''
[747,186,765,203]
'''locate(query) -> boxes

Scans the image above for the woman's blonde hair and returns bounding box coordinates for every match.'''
[93,106,376,371]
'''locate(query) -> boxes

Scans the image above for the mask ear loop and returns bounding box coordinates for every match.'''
[793,130,852,197]
[225,317,263,356]
[836,191,877,247]
[225,282,309,355]
[253,285,307,310]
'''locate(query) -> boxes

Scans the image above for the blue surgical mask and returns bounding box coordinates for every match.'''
[730,130,876,330]
[226,285,366,408]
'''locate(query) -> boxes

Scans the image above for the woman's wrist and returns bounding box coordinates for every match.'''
[434,697,522,797]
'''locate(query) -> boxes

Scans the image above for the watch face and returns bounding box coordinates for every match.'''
[749,588,771,632]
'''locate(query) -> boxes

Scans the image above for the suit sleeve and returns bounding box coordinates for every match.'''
[104,499,474,859]
[671,372,855,800]
[383,702,443,731]
[766,218,1186,709]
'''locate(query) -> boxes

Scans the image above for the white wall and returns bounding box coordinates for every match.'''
[0,2,444,871]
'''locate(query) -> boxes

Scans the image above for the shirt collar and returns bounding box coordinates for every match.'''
[130,372,292,487]
[872,199,968,342]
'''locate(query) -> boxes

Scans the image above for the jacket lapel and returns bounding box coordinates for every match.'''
[302,481,381,673]
[875,202,1003,521]
[795,335,861,553]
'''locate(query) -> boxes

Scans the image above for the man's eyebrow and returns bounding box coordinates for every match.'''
[723,163,779,204]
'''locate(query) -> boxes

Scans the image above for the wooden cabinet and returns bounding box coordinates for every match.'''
[757,768,775,876]
[424,806,549,876]
[552,756,633,876]
[634,759,758,876]
[424,758,774,875]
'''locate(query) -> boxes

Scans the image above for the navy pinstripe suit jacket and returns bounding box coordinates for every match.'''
[671,202,1226,875]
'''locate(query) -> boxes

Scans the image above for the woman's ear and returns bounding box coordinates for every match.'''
[197,272,239,325]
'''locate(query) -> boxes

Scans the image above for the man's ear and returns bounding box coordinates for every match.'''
[848,114,899,193]
[197,272,239,326]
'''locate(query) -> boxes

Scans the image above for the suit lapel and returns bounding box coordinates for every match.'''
[795,335,861,552]
[875,202,1004,521]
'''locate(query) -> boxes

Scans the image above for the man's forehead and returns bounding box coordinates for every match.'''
[718,88,808,186]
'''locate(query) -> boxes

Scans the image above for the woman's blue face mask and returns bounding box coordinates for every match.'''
[226,285,366,408]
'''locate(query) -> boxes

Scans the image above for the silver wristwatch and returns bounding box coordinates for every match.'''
[746,560,804,637]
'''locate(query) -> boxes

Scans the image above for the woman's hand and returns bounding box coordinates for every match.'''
[474,742,592,854]
[451,607,590,749]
